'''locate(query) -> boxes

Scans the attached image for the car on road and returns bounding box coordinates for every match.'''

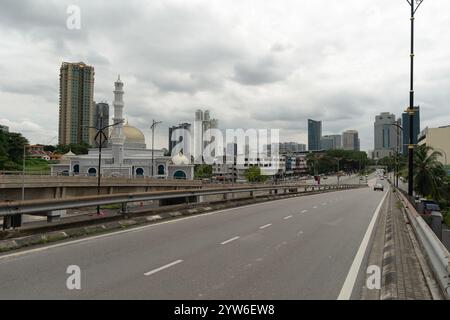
[373,183,384,191]
[417,200,441,215]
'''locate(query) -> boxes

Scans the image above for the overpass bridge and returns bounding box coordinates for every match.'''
[0,175,203,201]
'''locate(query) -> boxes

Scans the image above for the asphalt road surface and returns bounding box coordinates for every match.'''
[0,178,387,300]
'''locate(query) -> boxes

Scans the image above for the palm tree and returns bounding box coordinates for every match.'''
[413,145,447,200]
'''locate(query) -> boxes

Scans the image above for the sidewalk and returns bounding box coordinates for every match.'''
[361,189,435,300]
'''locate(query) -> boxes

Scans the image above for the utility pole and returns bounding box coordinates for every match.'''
[150,120,162,177]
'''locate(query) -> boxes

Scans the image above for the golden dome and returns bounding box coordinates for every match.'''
[123,124,145,144]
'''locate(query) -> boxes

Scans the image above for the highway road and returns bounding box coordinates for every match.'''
[0,178,387,300]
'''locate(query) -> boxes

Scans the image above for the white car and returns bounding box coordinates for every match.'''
[374,183,384,191]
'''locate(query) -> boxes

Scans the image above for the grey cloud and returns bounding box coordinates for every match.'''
[232,56,291,86]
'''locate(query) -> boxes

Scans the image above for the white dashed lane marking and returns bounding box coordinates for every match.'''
[220,236,240,245]
[144,260,183,276]
[259,224,272,230]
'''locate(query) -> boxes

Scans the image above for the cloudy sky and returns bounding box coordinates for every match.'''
[0,0,449,151]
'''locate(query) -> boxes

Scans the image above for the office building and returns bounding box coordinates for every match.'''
[308,119,322,151]
[418,125,450,174]
[279,142,306,155]
[320,136,334,151]
[343,130,360,151]
[58,62,95,146]
[373,112,400,159]
[402,107,420,155]
[320,135,342,150]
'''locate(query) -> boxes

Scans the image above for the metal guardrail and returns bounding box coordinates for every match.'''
[397,189,450,298]
[0,184,365,217]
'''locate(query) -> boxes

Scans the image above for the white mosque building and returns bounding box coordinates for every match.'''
[51,76,194,180]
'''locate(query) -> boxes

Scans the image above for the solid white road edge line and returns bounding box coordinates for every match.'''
[220,236,240,245]
[337,188,389,300]
[144,260,183,276]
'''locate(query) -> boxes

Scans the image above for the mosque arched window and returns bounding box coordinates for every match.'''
[88,168,97,176]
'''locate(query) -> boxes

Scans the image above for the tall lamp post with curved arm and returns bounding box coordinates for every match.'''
[84,118,122,215]
[406,0,425,196]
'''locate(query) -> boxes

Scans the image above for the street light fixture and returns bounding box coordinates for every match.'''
[84,118,121,215]
[406,0,425,196]
[150,120,162,177]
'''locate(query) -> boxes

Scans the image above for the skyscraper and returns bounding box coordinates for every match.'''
[193,109,219,162]
[373,112,399,159]
[402,107,420,156]
[58,62,95,145]
[320,136,335,151]
[343,130,360,151]
[93,102,109,147]
[320,134,342,150]
[308,119,322,151]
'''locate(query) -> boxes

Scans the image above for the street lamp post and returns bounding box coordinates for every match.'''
[406,0,424,196]
[84,119,121,215]
[150,120,162,178]
[390,123,404,188]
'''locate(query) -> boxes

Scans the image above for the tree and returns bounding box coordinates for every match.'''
[55,143,90,155]
[0,130,29,170]
[413,145,447,201]
[306,153,322,175]
[194,164,213,179]
[306,150,369,175]
[43,145,56,152]
[6,132,28,163]
[244,166,268,183]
